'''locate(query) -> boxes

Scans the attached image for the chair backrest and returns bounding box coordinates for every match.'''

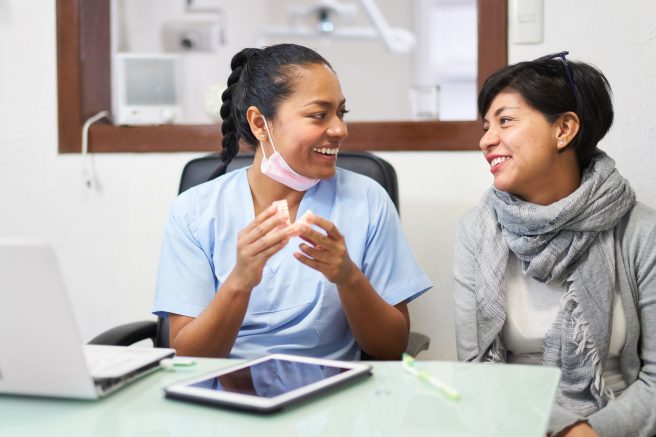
[156,151,400,347]
[178,152,399,212]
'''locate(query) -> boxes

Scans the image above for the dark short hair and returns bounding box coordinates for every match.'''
[213,44,332,178]
[477,56,614,169]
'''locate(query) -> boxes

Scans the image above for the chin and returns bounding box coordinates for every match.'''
[309,162,336,179]
[318,167,337,180]
[493,178,514,194]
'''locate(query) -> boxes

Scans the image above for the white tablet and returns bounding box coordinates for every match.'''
[164,354,372,413]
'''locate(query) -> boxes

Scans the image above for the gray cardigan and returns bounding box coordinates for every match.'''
[453,202,656,437]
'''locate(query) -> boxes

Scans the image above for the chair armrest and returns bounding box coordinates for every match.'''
[88,322,429,355]
[88,321,157,346]
[406,331,430,357]
[361,331,431,360]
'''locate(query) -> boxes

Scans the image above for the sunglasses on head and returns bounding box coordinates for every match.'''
[533,51,580,114]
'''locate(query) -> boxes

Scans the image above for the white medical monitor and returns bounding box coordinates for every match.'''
[113,53,181,125]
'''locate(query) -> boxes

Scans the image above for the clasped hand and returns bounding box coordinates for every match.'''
[293,214,356,285]
[230,203,292,291]
[229,204,355,291]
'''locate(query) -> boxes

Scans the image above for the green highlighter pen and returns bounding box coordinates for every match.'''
[402,353,461,401]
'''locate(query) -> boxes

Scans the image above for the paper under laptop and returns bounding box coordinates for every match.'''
[0,239,175,399]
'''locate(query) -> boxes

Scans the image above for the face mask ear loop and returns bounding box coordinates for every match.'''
[259,139,268,159]
[261,116,279,154]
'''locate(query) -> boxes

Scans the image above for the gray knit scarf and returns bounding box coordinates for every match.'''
[475,151,636,416]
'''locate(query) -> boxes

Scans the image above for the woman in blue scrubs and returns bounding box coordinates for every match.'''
[153,43,432,360]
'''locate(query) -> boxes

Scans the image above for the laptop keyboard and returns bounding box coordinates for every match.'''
[84,345,170,379]
[87,351,135,375]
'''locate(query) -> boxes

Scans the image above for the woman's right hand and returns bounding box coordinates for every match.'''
[557,422,599,437]
[227,203,291,291]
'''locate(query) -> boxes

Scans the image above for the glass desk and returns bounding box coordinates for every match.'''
[0,359,559,437]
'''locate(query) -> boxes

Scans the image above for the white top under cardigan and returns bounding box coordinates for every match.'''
[502,254,627,395]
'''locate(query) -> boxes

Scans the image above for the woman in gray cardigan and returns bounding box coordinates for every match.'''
[453,52,656,437]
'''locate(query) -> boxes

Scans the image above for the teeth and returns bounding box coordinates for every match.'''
[490,156,510,167]
[312,147,338,155]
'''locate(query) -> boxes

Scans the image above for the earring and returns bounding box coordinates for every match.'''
[559,141,565,146]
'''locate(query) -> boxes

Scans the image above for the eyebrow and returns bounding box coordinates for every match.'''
[493,106,519,116]
[483,105,520,123]
[303,99,347,108]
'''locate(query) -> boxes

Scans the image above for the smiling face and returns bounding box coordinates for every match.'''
[258,63,348,181]
[480,91,581,205]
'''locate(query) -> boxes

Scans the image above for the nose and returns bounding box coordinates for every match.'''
[328,117,348,142]
[479,128,499,152]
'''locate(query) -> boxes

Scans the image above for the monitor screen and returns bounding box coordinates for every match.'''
[124,58,177,105]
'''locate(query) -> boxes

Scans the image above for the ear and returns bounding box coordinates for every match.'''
[246,106,267,142]
[555,112,580,152]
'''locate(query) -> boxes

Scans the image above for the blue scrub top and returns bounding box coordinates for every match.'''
[153,167,432,360]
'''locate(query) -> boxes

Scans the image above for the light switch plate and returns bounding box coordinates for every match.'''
[510,0,543,44]
[0,0,11,25]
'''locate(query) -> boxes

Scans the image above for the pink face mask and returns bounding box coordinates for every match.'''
[259,116,320,192]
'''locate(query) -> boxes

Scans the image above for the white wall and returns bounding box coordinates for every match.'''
[1,0,655,360]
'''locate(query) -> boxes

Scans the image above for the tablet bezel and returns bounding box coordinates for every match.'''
[163,353,372,413]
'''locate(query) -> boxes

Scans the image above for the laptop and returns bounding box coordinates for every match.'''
[0,239,175,399]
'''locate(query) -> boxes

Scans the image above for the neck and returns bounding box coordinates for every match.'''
[520,152,582,205]
[248,151,305,217]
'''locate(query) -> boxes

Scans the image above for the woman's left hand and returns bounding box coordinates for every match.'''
[293,215,357,284]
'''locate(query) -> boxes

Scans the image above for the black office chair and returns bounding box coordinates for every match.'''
[89,152,430,357]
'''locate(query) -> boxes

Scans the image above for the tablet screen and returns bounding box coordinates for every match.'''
[188,358,350,398]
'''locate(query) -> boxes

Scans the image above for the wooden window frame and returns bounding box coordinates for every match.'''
[56,0,507,153]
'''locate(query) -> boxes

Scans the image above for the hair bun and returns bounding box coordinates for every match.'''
[230,48,261,70]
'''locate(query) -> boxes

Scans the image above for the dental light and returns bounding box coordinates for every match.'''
[260,0,416,54]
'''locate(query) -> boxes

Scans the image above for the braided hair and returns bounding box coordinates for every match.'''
[208,44,332,180]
